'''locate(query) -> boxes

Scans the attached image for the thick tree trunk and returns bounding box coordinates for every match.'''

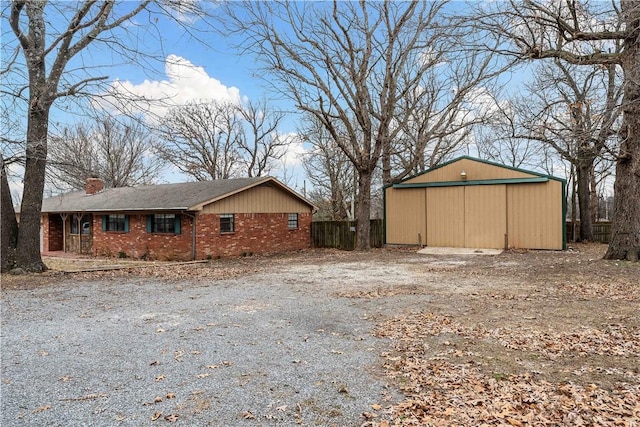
[605,5,640,262]
[14,105,49,272]
[1,157,19,272]
[381,137,392,186]
[355,169,373,251]
[576,162,594,241]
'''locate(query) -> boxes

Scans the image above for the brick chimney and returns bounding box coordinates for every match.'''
[85,177,104,195]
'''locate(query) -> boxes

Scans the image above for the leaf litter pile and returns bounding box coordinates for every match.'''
[368,244,640,426]
[374,313,639,426]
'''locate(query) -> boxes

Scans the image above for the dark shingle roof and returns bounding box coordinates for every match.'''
[41,177,303,213]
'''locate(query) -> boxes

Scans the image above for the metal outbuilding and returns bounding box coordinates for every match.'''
[384,156,566,250]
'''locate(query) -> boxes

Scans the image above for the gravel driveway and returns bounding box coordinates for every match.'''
[1,258,417,426]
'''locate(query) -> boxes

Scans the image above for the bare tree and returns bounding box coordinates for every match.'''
[156,101,243,181]
[300,116,355,221]
[237,99,289,177]
[223,0,465,250]
[468,0,640,261]
[389,50,506,181]
[1,1,211,272]
[157,99,290,181]
[48,116,165,191]
[475,124,548,170]
[468,87,552,171]
[529,60,621,241]
[482,58,622,241]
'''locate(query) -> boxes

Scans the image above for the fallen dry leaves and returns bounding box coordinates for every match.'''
[554,277,640,302]
[488,323,640,359]
[375,312,640,426]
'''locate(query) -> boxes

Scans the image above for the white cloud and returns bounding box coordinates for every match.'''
[271,132,310,191]
[280,132,307,167]
[466,86,504,119]
[101,54,242,119]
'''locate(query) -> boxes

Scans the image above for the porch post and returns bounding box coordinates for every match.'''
[60,213,67,253]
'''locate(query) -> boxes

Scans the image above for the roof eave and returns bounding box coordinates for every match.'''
[42,207,191,214]
[187,177,316,211]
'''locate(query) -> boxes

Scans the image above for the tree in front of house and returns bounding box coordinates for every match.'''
[223,1,484,250]
[0,1,213,273]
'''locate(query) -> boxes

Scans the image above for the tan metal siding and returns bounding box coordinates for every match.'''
[202,184,312,214]
[426,186,465,247]
[384,187,426,244]
[465,185,507,248]
[507,181,563,250]
[384,158,563,250]
[406,158,534,184]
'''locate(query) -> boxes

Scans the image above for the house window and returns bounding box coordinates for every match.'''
[147,214,180,234]
[288,213,299,229]
[103,214,128,232]
[220,214,234,233]
[70,214,91,235]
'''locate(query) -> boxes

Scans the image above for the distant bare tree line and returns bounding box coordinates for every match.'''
[45,98,289,192]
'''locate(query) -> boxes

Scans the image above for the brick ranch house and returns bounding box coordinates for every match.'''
[41,177,315,260]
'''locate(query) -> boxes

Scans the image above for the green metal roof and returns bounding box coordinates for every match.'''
[383,155,566,189]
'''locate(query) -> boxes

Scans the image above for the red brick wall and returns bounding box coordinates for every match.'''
[74,212,311,261]
[195,212,312,259]
[42,215,64,252]
[92,214,194,261]
[42,215,50,252]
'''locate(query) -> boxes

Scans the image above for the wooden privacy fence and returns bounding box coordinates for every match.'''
[313,220,611,248]
[311,219,384,250]
[565,221,611,243]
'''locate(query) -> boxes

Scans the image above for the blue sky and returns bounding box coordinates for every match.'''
[4,1,609,203]
[94,5,308,187]
[2,1,308,201]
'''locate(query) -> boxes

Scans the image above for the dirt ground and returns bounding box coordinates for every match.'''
[2,243,639,425]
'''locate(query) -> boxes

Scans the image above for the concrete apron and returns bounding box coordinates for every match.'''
[417,247,503,255]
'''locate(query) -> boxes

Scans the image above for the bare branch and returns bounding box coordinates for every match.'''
[54,75,108,98]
